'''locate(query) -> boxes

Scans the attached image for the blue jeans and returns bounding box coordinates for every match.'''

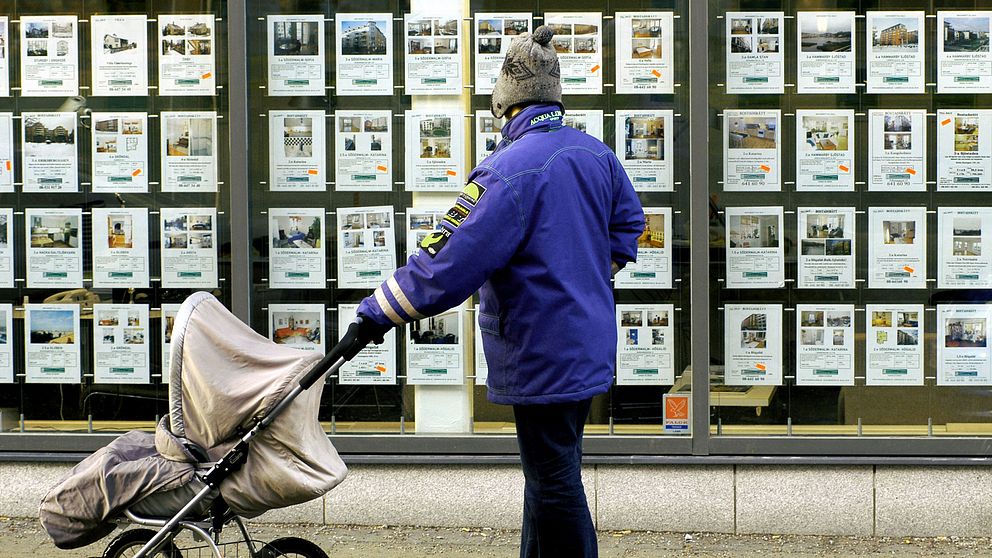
[513,398,597,558]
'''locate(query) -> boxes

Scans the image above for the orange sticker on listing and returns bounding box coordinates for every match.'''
[201,72,212,80]
[376,165,388,173]
[446,169,457,177]
[590,64,601,73]
[903,266,915,273]
[375,365,387,373]
[941,118,952,126]
[755,363,767,371]
[307,169,318,175]
[651,69,662,78]
[4,160,10,171]
[906,168,917,175]
[131,169,142,177]
[759,164,771,173]
[838,164,850,173]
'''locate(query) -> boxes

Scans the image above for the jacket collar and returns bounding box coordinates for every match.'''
[501,103,565,141]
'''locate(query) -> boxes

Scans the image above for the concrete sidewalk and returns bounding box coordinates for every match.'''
[5,517,992,558]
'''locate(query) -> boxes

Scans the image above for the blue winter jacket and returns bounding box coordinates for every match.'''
[357,103,644,404]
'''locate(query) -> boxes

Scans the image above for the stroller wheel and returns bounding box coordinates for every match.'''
[261,536,329,558]
[103,528,182,558]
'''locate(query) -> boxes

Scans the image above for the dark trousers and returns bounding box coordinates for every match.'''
[513,398,597,558]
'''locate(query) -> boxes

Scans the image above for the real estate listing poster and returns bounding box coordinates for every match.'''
[545,12,603,94]
[726,12,784,94]
[724,303,782,386]
[937,11,992,94]
[866,304,924,386]
[725,206,784,289]
[269,303,324,354]
[616,110,673,192]
[25,304,80,383]
[338,303,396,384]
[796,11,856,94]
[0,112,12,192]
[405,110,465,192]
[866,11,925,94]
[474,13,531,95]
[724,109,781,191]
[161,111,217,192]
[267,15,324,96]
[0,209,13,288]
[796,304,855,386]
[268,110,325,191]
[868,109,926,192]
[405,208,445,260]
[614,207,672,289]
[90,15,148,96]
[0,17,9,97]
[20,15,78,96]
[0,304,12,383]
[615,12,674,94]
[91,207,149,288]
[475,110,503,164]
[268,207,325,289]
[161,303,180,384]
[474,305,488,386]
[616,304,675,385]
[92,303,150,384]
[795,109,854,191]
[407,308,465,385]
[404,13,463,95]
[160,208,218,288]
[797,207,855,289]
[158,14,215,96]
[938,304,992,385]
[937,109,992,191]
[868,206,927,289]
[91,112,148,193]
[21,112,78,193]
[336,206,396,289]
[336,14,393,96]
[25,208,82,288]
[938,207,992,288]
[563,109,604,141]
[335,110,391,191]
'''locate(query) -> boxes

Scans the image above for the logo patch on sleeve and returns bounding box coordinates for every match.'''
[442,203,471,228]
[458,181,487,206]
[419,228,453,257]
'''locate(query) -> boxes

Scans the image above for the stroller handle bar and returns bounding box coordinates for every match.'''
[298,316,374,390]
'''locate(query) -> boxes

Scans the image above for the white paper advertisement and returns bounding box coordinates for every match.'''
[25,304,80,383]
[868,109,926,191]
[407,308,464,385]
[563,109,604,142]
[160,208,218,288]
[867,304,924,386]
[474,305,488,386]
[724,109,781,191]
[796,11,856,94]
[938,304,992,385]
[724,303,782,386]
[339,303,396,384]
[475,110,503,164]
[91,112,148,193]
[616,110,673,192]
[0,305,12,383]
[938,207,992,288]
[867,11,925,94]
[336,206,396,289]
[161,111,217,192]
[22,112,77,193]
[615,12,674,94]
[269,303,324,354]
[795,109,854,191]
[93,304,150,384]
[337,14,393,96]
[335,110,391,191]
[20,15,78,96]
[0,209,12,289]
[474,13,531,95]
[546,12,603,94]
[405,110,465,192]
[268,208,325,289]
[798,207,855,289]
[91,15,148,96]
[937,11,992,94]
[616,304,675,385]
[868,206,927,289]
[406,208,445,260]
[91,207,149,288]
[161,304,180,383]
[726,206,784,289]
[937,109,992,191]
[726,12,784,94]
[158,14,215,96]
[0,17,9,97]
[25,208,82,288]
[0,112,12,192]
[796,304,855,386]
[268,110,325,191]
[404,13,463,95]
[614,207,672,289]
[267,15,324,96]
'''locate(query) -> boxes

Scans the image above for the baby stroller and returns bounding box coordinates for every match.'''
[40,292,372,557]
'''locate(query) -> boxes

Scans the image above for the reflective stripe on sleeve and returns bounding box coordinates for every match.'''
[374,286,406,325]
[387,276,426,320]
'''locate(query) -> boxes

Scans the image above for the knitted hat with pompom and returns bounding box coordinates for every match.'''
[490,25,562,119]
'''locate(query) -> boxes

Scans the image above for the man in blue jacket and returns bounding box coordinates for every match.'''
[351,25,643,557]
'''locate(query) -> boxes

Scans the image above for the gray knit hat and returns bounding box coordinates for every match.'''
[490,25,562,119]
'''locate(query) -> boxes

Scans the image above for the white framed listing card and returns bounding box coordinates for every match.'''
[160,208,218,288]
[724,109,781,192]
[93,304,150,384]
[90,15,148,96]
[474,305,488,386]
[938,207,992,288]
[25,208,82,288]
[405,110,465,192]
[91,207,150,288]
[868,109,926,192]
[0,305,12,383]
[474,13,531,95]
[20,15,78,96]
[267,15,324,96]
[0,17,9,97]
[91,112,149,193]
[268,208,325,289]
[161,304,180,384]
[866,11,925,94]
[795,109,854,191]
[404,13,463,95]
[407,308,465,385]
[563,110,604,141]
[614,207,672,289]
[868,207,926,289]
[797,207,855,289]
[724,303,782,386]
[616,304,675,385]
[336,206,396,289]
[615,12,673,94]
[795,304,855,386]
[268,110,325,191]
[938,304,992,386]
[25,304,80,383]
[0,112,12,191]
[475,111,503,164]
[796,12,856,94]
[937,11,992,94]
[337,14,393,96]
[335,110,392,191]
[615,110,673,192]
[161,111,218,192]
[725,206,784,289]
[269,303,324,354]
[338,303,396,384]
[726,12,784,94]
[158,14,215,96]
[866,304,924,386]
[22,112,78,193]
[0,209,13,288]
[937,110,992,191]
[545,12,603,94]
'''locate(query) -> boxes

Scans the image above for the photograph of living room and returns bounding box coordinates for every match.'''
[410,311,459,345]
